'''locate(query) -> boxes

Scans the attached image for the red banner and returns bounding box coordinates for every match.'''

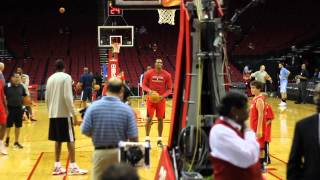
[108,57,120,79]
[154,146,175,180]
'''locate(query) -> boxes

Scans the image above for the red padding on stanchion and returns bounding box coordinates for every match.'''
[214,0,224,17]
[154,146,176,180]
[168,2,186,148]
[28,84,38,103]
[181,7,191,129]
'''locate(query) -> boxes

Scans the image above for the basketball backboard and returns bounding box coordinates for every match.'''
[98,26,134,47]
[112,0,162,8]
[111,0,179,8]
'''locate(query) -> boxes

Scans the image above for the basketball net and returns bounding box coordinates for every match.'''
[111,43,120,54]
[158,9,176,25]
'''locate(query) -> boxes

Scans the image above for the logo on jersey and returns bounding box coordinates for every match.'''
[151,75,164,83]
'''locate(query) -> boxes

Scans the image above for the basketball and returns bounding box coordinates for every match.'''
[265,75,270,80]
[76,82,82,90]
[94,84,100,91]
[149,91,161,103]
[23,96,32,106]
[59,7,65,14]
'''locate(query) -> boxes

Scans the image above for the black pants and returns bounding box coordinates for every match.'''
[297,81,308,103]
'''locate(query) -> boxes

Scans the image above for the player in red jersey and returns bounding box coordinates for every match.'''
[0,79,8,155]
[250,81,267,172]
[142,59,172,147]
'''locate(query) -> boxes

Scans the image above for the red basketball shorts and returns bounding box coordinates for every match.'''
[146,99,166,119]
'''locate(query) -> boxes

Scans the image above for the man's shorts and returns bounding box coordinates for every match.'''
[280,80,288,93]
[6,106,23,128]
[81,87,92,101]
[146,98,166,119]
[49,117,75,142]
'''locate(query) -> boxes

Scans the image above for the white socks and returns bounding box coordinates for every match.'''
[158,137,162,141]
[54,162,61,167]
[55,162,77,168]
[70,163,77,168]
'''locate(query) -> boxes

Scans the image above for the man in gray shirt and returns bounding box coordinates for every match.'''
[250,65,272,92]
[81,77,138,180]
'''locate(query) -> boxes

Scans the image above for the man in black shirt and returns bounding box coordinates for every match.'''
[295,64,309,104]
[4,73,27,148]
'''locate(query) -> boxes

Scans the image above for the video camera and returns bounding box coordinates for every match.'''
[118,141,150,167]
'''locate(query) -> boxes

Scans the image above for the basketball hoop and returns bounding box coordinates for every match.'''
[158,9,176,25]
[112,43,120,54]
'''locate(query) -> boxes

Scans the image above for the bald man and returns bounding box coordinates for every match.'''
[250,65,272,92]
[81,77,138,180]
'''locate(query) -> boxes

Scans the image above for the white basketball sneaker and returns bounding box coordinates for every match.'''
[278,101,287,106]
[68,165,88,175]
[0,142,8,155]
[52,166,66,175]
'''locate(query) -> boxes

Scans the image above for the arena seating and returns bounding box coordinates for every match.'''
[1,4,319,88]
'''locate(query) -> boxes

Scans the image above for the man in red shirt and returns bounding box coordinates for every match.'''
[250,81,267,172]
[0,75,8,155]
[142,59,172,147]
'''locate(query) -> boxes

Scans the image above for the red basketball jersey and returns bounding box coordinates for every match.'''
[142,69,172,98]
[249,95,266,148]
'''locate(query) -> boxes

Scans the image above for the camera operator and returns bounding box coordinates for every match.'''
[81,77,138,180]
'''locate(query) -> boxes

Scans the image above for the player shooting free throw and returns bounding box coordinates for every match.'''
[142,59,172,148]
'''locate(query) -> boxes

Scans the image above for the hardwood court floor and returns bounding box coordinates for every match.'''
[0,97,316,180]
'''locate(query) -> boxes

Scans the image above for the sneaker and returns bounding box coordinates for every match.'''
[0,143,8,155]
[31,118,37,121]
[68,166,88,175]
[5,137,9,147]
[14,142,23,149]
[52,166,66,175]
[157,140,163,148]
[279,102,287,106]
[267,156,271,164]
[261,162,267,173]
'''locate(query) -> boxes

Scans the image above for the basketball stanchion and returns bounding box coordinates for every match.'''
[28,84,38,106]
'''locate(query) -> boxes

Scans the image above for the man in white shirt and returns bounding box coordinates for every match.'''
[209,92,262,179]
[16,67,29,86]
[46,59,87,175]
